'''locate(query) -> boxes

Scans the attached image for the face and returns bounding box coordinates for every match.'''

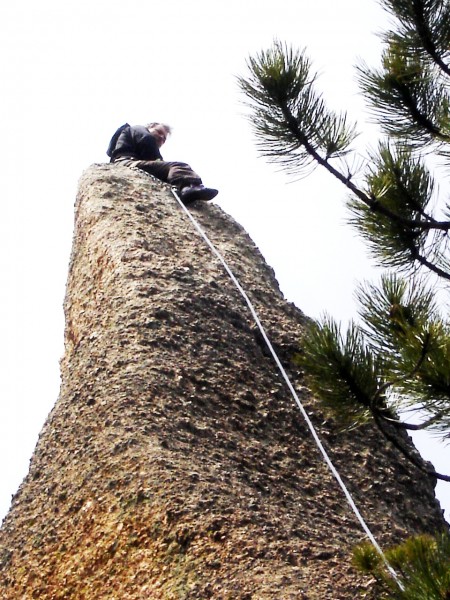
[148,124,168,148]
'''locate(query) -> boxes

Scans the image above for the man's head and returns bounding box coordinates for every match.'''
[146,122,172,148]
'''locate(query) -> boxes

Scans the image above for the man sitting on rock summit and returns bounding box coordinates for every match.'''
[108,122,218,204]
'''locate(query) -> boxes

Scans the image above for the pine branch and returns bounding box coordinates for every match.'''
[297,317,381,427]
[358,53,450,147]
[358,4,450,150]
[239,42,450,275]
[371,330,431,403]
[377,411,445,430]
[411,1,450,75]
[356,274,450,436]
[354,532,450,599]
[381,0,450,76]
[373,412,450,481]
[409,242,450,280]
[279,101,450,235]
[348,144,450,278]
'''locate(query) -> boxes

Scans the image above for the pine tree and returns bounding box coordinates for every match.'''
[238,0,450,484]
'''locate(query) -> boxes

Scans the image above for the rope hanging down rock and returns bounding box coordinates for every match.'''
[167,187,404,591]
[126,166,402,590]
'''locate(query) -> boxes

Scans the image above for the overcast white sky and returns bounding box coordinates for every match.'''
[1,0,448,526]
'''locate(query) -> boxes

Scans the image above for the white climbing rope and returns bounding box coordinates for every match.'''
[123,166,402,588]
[169,188,404,590]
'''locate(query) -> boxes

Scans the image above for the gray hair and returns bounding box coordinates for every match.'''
[146,122,172,135]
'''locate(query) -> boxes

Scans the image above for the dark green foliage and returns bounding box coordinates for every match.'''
[360,0,450,150]
[358,44,450,148]
[297,286,450,441]
[239,0,450,456]
[349,143,439,270]
[356,273,436,356]
[237,40,358,177]
[357,274,450,436]
[353,532,450,599]
[380,0,450,67]
[298,317,385,427]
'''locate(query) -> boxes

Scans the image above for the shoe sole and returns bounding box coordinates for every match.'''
[181,188,218,203]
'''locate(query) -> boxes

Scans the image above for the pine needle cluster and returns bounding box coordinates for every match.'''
[237,40,358,177]
[353,532,450,599]
[361,0,450,149]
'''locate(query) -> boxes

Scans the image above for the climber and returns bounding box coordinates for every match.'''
[107,122,218,204]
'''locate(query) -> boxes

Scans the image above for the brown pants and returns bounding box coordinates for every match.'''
[115,158,202,189]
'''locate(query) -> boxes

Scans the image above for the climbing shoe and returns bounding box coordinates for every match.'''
[180,185,218,204]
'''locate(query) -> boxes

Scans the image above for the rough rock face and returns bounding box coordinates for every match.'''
[0,164,444,599]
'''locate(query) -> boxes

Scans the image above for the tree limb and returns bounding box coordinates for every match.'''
[373,413,450,482]
[410,0,450,76]
[376,411,445,430]
[279,102,450,233]
[409,243,450,280]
